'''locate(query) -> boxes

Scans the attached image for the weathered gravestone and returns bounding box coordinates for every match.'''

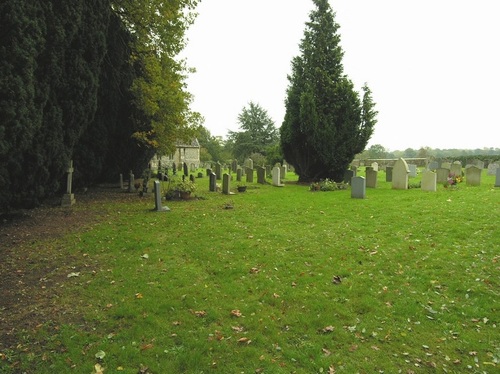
[236,167,242,182]
[128,171,134,193]
[272,166,284,187]
[351,176,366,199]
[215,162,222,180]
[436,168,450,184]
[495,168,500,187]
[465,165,481,186]
[246,167,254,183]
[392,158,409,190]
[245,158,253,170]
[222,173,235,195]
[280,165,287,179]
[257,166,266,184]
[450,161,462,177]
[408,164,417,178]
[428,161,439,171]
[441,162,451,169]
[421,170,437,192]
[61,160,76,207]
[119,173,124,190]
[153,181,170,212]
[385,166,393,182]
[209,172,217,192]
[366,169,378,188]
[487,162,499,176]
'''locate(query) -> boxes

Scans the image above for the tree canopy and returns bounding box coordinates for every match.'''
[227,102,279,162]
[280,0,376,182]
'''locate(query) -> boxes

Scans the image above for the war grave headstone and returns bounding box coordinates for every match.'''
[392,158,409,190]
[465,165,481,186]
[436,167,450,184]
[61,160,76,207]
[351,176,366,199]
[222,173,235,195]
[272,166,284,187]
[421,170,437,192]
[366,169,378,188]
[153,181,170,212]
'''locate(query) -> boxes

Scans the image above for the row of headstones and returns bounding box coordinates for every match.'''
[351,158,500,198]
[206,166,286,193]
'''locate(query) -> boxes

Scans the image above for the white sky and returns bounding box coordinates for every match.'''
[181,0,500,151]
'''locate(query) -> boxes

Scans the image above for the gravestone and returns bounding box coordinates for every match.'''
[206,168,212,177]
[436,168,450,184]
[408,164,417,178]
[465,166,481,186]
[366,169,378,188]
[351,176,366,199]
[450,161,462,177]
[428,161,439,171]
[272,167,284,187]
[245,158,253,170]
[421,170,437,192]
[392,158,409,190]
[471,159,484,169]
[245,167,254,183]
[343,170,354,184]
[495,168,500,187]
[371,162,379,172]
[222,173,235,194]
[231,160,238,173]
[119,173,124,189]
[183,162,188,176]
[236,167,242,182]
[441,162,451,169]
[351,165,358,175]
[153,181,170,211]
[280,165,287,179]
[257,166,266,184]
[128,171,134,193]
[215,162,222,180]
[61,160,76,206]
[209,172,217,192]
[385,166,393,182]
[487,162,499,176]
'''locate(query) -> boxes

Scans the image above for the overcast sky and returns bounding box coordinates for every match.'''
[181,0,499,151]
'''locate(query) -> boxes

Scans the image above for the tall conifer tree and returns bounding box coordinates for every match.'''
[280,0,376,182]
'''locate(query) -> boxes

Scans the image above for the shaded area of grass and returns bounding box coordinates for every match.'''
[1,171,499,373]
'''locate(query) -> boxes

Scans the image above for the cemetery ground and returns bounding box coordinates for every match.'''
[0,171,498,373]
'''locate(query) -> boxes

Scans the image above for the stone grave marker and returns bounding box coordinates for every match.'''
[153,181,170,212]
[428,161,439,171]
[450,161,462,177]
[257,166,266,184]
[209,172,217,192]
[351,176,366,199]
[246,167,254,183]
[436,167,450,184]
[408,164,417,178]
[61,160,76,206]
[441,162,451,169]
[272,166,284,187]
[215,162,222,180]
[366,169,378,188]
[421,170,437,192]
[392,158,409,190]
[495,168,500,187]
[371,162,379,172]
[487,162,499,175]
[222,173,235,194]
[236,167,242,182]
[128,171,134,193]
[280,165,287,179]
[465,165,481,186]
[119,173,124,189]
[385,166,393,182]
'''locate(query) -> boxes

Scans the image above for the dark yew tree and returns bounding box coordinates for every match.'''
[280,0,376,182]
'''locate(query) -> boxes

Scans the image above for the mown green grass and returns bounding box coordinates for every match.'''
[2,169,499,373]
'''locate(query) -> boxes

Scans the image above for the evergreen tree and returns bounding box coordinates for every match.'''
[280,0,376,182]
[228,102,279,161]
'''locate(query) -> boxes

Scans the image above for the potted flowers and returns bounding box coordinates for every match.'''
[176,179,196,199]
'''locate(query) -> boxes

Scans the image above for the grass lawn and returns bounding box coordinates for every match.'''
[1,169,499,373]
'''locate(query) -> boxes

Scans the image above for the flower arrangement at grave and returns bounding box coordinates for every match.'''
[445,173,463,188]
[309,179,348,191]
[175,179,196,193]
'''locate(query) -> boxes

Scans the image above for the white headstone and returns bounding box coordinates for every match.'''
[392,158,410,190]
[465,166,481,186]
[272,167,284,187]
[351,176,366,199]
[421,171,437,192]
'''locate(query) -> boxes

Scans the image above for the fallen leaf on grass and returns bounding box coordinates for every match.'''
[95,350,106,359]
[322,348,332,356]
[237,337,251,344]
[320,325,335,333]
[140,343,153,351]
[93,363,104,374]
[250,267,260,274]
[193,310,207,317]
[231,309,242,317]
[135,293,143,299]
[349,345,358,352]
[67,272,80,278]
[231,326,244,333]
